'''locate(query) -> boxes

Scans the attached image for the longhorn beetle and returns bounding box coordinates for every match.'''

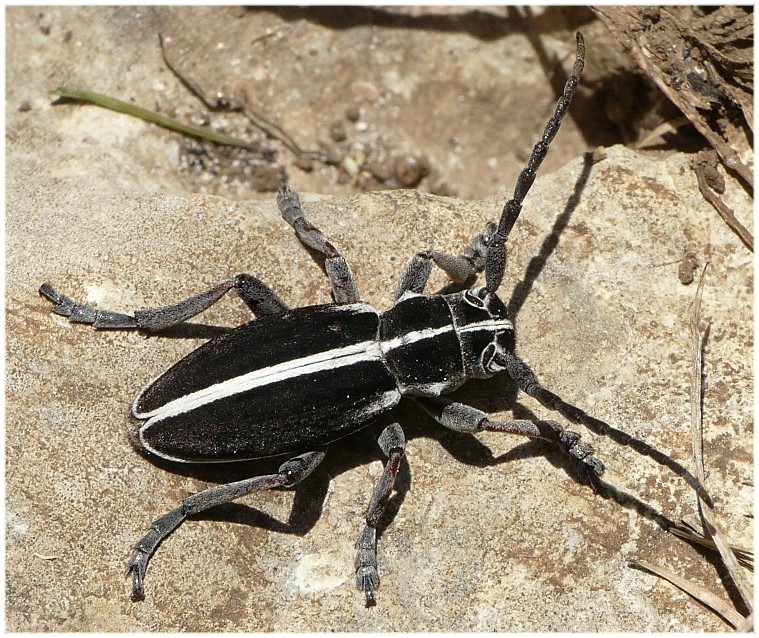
[40,33,710,606]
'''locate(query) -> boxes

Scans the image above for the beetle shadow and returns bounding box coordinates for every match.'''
[146,403,748,618]
[506,149,595,325]
[262,6,516,41]
[140,415,411,540]
[135,373,695,570]
[260,7,599,46]
[405,390,675,530]
[132,130,595,344]
[121,150,687,574]
[435,150,595,304]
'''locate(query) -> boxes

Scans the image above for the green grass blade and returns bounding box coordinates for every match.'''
[54,87,274,154]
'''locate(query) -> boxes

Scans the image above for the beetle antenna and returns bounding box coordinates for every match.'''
[485,31,585,295]
[501,351,714,507]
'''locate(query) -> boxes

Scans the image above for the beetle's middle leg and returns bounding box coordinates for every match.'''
[126,449,325,601]
[38,273,288,332]
[414,396,605,488]
[355,423,406,607]
[277,184,360,304]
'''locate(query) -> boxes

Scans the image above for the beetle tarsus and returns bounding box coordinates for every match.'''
[355,528,380,605]
[353,423,405,608]
[39,282,139,329]
[124,507,188,600]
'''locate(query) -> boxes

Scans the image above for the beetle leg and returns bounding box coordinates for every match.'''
[234,273,289,317]
[394,223,495,300]
[414,396,605,489]
[277,184,360,304]
[38,274,287,332]
[126,450,325,601]
[355,423,405,607]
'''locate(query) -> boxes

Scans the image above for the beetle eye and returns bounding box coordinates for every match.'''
[464,290,485,308]
[482,342,506,373]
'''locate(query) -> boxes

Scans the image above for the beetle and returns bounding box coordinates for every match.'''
[39,33,710,606]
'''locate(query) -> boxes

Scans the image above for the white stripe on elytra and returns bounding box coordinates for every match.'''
[136,317,513,422]
[136,340,384,421]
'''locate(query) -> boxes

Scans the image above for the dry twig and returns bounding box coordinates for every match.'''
[630,559,746,628]
[687,265,753,612]
[158,33,328,165]
[693,151,753,252]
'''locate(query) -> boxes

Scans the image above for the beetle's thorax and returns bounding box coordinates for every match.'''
[379,288,514,397]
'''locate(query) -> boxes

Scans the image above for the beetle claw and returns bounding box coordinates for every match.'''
[126,550,148,601]
[39,283,76,317]
[356,567,379,607]
[362,582,377,608]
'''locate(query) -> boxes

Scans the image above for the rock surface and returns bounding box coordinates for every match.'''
[7,6,752,632]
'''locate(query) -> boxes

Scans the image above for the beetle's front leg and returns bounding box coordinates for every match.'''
[355,423,405,607]
[39,273,287,332]
[394,222,496,299]
[127,450,325,601]
[414,397,605,488]
[277,184,360,304]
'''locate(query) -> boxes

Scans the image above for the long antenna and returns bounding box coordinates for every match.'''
[485,32,585,295]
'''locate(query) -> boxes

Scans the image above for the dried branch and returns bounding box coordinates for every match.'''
[630,559,746,628]
[688,265,753,611]
[693,151,753,252]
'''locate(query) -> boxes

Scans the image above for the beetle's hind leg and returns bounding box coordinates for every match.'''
[127,450,325,601]
[355,423,406,606]
[414,396,604,488]
[277,184,360,304]
[38,273,287,332]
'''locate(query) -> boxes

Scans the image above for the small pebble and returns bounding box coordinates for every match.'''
[329,121,347,142]
[394,154,430,188]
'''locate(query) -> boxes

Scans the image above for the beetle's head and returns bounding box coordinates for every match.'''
[446,286,514,379]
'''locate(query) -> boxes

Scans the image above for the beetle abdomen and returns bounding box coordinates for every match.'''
[132,303,400,461]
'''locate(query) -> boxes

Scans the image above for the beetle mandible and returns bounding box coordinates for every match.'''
[39,32,711,606]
